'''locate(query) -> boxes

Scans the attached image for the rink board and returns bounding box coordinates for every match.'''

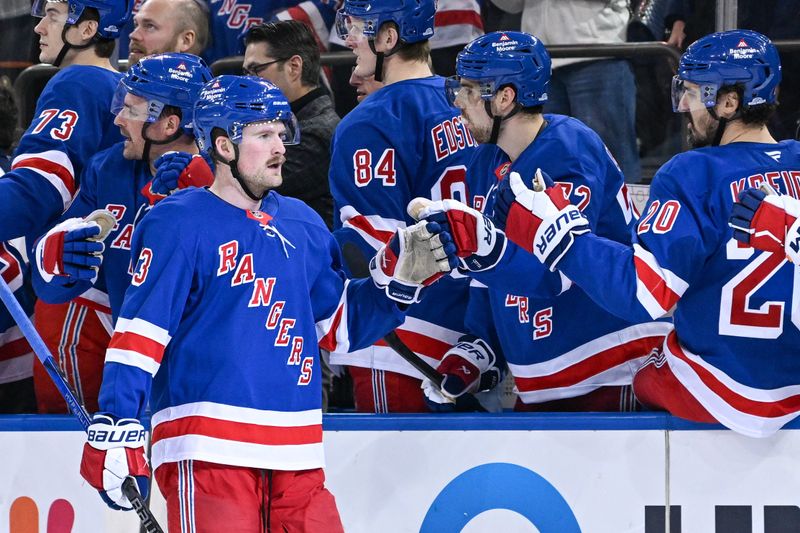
[1,413,799,533]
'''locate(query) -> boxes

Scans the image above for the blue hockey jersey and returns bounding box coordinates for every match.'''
[328,76,478,376]
[3,66,122,242]
[204,0,338,63]
[465,115,670,403]
[98,188,405,470]
[558,139,800,436]
[31,143,153,321]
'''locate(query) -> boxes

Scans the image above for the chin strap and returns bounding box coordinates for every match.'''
[213,144,265,202]
[53,22,95,67]
[707,104,742,147]
[141,122,184,171]
[367,39,407,83]
[484,100,522,145]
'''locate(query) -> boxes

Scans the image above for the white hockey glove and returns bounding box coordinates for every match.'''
[493,169,590,270]
[79,414,150,511]
[729,183,800,263]
[35,209,116,283]
[370,220,451,305]
[409,198,507,272]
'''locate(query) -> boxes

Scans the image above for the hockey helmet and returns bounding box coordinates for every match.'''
[335,0,436,44]
[447,31,551,108]
[193,75,300,155]
[31,0,133,40]
[112,53,213,132]
[672,29,781,112]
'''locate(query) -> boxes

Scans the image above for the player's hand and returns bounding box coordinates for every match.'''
[422,335,503,412]
[729,184,800,262]
[79,414,150,511]
[493,169,590,270]
[370,221,451,305]
[35,215,109,283]
[408,198,507,272]
[142,151,215,205]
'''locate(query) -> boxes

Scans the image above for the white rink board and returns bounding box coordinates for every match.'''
[1,415,799,533]
[669,430,800,533]
[325,430,664,533]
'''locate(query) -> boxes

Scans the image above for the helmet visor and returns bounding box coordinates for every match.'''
[111,82,165,123]
[31,0,73,24]
[445,76,495,107]
[671,76,717,113]
[335,11,379,43]
[234,116,300,147]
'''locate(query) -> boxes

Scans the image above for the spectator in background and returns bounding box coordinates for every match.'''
[490,0,641,183]
[127,0,210,65]
[243,20,337,227]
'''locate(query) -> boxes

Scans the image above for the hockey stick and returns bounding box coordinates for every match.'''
[0,277,164,533]
[342,243,487,412]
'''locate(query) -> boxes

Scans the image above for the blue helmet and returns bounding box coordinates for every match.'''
[32,0,133,40]
[672,29,781,112]
[335,0,436,44]
[111,53,212,132]
[449,31,551,108]
[193,75,300,155]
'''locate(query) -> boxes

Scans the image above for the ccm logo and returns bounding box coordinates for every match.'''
[536,210,583,255]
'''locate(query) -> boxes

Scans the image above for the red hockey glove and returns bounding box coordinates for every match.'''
[729,184,800,262]
[493,169,590,270]
[35,210,116,283]
[422,335,503,412]
[80,414,150,511]
[142,151,215,205]
[370,221,451,305]
[409,198,506,272]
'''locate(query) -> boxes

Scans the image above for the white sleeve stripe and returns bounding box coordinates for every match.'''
[633,243,690,295]
[114,317,171,345]
[15,167,72,207]
[316,282,351,354]
[105,348,161,376]
[12,150,75,176]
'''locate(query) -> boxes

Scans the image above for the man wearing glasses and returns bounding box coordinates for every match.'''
[243,20,338,228]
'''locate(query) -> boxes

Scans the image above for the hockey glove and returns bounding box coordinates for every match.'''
[729,184,800,263]
[34,210,116,283]
[408,198,507,272]
[370,220,451,305]
[79,414,150,511]
[422,335,502,411]
[141,151,215,205]
[493,169,590,271]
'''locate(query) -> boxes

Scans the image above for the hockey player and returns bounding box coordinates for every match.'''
[0,0,132,242]
[491,30,800,437]
[78,75,447,530]
[31,53,213,413]
[417,31,670,410]
[328,0,484,413]
[126,0,209,65]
